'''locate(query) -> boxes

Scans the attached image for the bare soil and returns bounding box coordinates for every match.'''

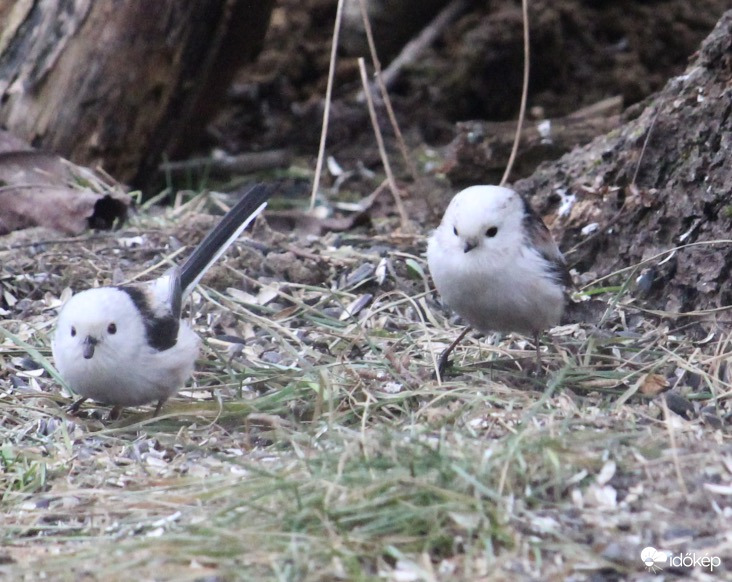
[215,0,726,164]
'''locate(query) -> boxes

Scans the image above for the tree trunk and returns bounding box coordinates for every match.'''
[516,10,732,316]
[0,0,273,188]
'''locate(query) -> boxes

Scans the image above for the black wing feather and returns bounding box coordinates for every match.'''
[521,199,573,288]
[119,286,180,351]
[179,184,272,293]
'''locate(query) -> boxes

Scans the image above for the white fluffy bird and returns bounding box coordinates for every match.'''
[427,185,571,374]
[52,184,271,418]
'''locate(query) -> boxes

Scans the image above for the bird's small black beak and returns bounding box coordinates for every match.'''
[82,336,98,359]
[463,240,477,253]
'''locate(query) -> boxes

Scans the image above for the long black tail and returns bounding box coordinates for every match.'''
[179,184,272,295]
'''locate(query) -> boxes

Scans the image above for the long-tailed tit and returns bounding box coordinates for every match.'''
[427,185,571,375]
[52,184,272,418]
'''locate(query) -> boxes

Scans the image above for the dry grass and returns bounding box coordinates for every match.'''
[1,190,731,581]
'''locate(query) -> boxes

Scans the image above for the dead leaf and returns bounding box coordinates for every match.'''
[0,185,129,235]
[0,151,74,185]
[0,148,131,235]
[639,373,670,396]
[0,129,34,154]
[596,460,616,486]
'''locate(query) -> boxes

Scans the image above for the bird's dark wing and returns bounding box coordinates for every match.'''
[522,201,573,288]
[118,285,180,351]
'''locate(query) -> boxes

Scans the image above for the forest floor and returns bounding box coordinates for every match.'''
[2,194,731,580]
[1,1,731,581]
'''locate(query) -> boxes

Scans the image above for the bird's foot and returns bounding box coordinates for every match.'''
[532,357,544,377]
[435,326,472,381]
[107,405,123,421]
[67,397,87,415]
[436,350,452,380]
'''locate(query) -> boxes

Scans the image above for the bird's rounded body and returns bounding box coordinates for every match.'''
[427,185,569,336]
[50,184,271,417]
[52,285,200,408]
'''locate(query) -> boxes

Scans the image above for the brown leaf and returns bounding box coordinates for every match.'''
[0,151,74,186]
[0,185,129,235]
[639,373,670,396]
[0,149,131,235]
[0,129,34,154]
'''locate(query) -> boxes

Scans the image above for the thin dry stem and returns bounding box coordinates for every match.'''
[357,0,419,183]
[500,0,530,186]
[631,99,665,185]
[357,57,410,229]
[581,239,732,290]
[309,0,347,211]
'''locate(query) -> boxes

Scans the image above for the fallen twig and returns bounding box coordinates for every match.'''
[378,0,468,91]
[159,149,291,177]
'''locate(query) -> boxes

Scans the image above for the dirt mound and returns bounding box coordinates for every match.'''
[517,11,732,316]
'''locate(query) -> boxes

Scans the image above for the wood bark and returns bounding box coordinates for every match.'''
[0,0,273,188]
[444,97,623,185]
[516,11,732,317]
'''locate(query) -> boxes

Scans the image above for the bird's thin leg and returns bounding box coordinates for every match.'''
[108,405,123,421]
[153,398,165,417]
[437,326,472,379]
[67,397,87,414]
[533,331,543,375]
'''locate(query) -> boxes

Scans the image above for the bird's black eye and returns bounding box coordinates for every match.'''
[485,226,498,238]
[453,226,459,236]
[70,327,76,337]
[107,323,117,335]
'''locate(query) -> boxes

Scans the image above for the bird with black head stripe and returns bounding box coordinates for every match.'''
[52,184,271,419]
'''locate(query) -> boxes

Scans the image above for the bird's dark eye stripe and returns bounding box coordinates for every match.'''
[107,323,117,334]
[485,226,498,237]
[70,326,76,337]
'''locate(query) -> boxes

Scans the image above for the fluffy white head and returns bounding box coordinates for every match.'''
[53,288,146,374]
[433,185,526,257]
[427,185,565,335]
[52,286,200,407]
